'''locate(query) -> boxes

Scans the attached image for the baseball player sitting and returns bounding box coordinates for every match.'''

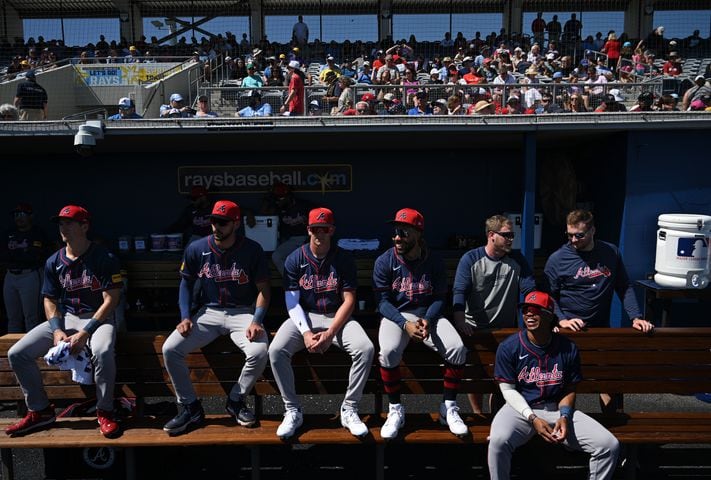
[488,291,620,479]
[269,208,374,439]
[375,208,468,439]
[162,200,271,435]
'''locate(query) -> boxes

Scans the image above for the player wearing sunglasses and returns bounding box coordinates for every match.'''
[452,215,536,415]
[543,209,653,413]
[374,208,468,439]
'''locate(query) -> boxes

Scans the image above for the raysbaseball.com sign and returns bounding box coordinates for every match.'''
[178,164,352,194]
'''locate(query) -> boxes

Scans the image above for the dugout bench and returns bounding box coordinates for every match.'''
[1,328,710,479]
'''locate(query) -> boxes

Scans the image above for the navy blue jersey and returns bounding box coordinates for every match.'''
[2,225,48,270]
[543,240,642,327]
[42,244,122,315]
[283,244,357,313]
[181,235,269,308]
[275,198,311,238]
[373,247,447,319]
[495,330,582,406]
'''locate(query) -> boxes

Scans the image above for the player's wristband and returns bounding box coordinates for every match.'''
[82,318,102,335]
[559,406,574,420]
[48,316,64,332]
[527,413,538,424]
[253,306,266,326]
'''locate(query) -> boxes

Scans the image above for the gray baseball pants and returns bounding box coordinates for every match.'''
[162,306,269,404]
[8,312,117,411]
[378,312,467,368]
[3,269,42,333]
[488,403,620,480]
[269,312,374,411]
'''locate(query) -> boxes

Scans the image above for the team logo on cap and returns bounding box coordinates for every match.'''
[62,207,72,216]
[216,205,226,214]
[529,293,537,301]
[316,212,326,221]
[398,212,408,220]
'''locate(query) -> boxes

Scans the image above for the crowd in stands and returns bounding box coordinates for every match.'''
[2,14,711,117]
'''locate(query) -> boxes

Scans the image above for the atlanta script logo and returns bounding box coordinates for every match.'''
[198,263,249,284]
[299,272,339,293]
[517,364,564,387]
[60,271,102,292]
[392,274,433,297]
[573,263,612,280]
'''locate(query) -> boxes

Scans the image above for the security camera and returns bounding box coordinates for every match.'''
[73,121,104,157]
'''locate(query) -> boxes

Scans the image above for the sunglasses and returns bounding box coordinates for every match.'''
[13,212,29,218]
[566,230,589,240]
[493,231,515,240]
[522,305,543,316]
[393,227,412,238]
[309,226,332,234]
[210,218,231,227]
[356,109,367,113]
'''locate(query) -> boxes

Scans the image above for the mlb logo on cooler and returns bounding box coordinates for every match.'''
[677,237,707,258]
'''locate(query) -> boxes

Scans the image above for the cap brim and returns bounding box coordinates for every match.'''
[387,220,423,230]
[51,215,86,223]
[208,214,236,222]
[518,302,556,318]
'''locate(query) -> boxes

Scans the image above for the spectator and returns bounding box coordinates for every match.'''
[662,52,683,76]
[382,93,405,114]
[563,13,582,41]
[546,15,562,46]
[594,92,627,112]
[160,93,194,118]
[630,91,655,112]
[14,70,47,121]
[281,60,305,116]
[645,26,666,57]
[242,63,264,88]
[0,104,19,121]
[493,66,516,85]
[319,55,342,84]
[194,95,218,117]
[292,15,309,47]
[107,97,142,120]
[237,91,272,117]
[601,33,621,71]
[531,12,546,46]
[407,91,432,115]
[682,75,711,111]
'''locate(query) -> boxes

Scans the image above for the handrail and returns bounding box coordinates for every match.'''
[62,108,108,121]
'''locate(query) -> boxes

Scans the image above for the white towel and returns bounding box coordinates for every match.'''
[337,239,380,251]
[44,341,94,385]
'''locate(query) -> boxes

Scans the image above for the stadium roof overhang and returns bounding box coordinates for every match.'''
[6,0,702,19]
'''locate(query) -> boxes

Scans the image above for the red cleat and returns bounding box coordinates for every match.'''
[5,405,56,436]
[97,409,120,438]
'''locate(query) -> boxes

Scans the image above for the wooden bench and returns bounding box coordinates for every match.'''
[1,328,710,480]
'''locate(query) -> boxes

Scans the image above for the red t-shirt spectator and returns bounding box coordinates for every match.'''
[603,39,621,61]
[288,72,304,115]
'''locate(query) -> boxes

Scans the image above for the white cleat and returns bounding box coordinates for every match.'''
[380,403,405,440]
[439,402,468,437]
[341,405,368,438]
[276,409,303,440]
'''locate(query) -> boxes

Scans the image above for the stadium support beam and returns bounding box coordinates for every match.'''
[249,0,264,45]
[1,0,23,42]
[503,0,524,37]
[115,0,143,43]
[626,0,654,42]
[379,0,393,42]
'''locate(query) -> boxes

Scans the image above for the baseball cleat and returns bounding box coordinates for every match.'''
[276,408,303,440]
[439,402,468,437]
[380,403,405,440]
[340,405,368,438]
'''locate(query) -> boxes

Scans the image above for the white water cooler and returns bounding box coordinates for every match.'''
[654,214,711,289]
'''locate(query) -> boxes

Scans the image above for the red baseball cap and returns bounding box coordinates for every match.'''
[389,208,424,231]
[519,291,556,317]
[51,205,90,223]
[190,186,209,200]
[308,207,334,227]
[361,92,376,103]
[209,200,240,222]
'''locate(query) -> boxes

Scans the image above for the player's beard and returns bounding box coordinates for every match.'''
[394,237,416,256]
[213,224,235,241]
